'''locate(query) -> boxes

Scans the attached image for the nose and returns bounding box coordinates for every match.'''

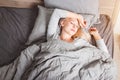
[73,24,77,29]
[72,25,76,29]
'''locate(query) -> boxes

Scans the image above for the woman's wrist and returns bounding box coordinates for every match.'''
[93,34,101,40]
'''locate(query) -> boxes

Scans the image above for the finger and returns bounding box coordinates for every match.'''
[80,21,86,28]
[77,19,85,28]
[90,27,95,29]
[90,27,97,29]
[90,27,96,30]
[84,21,86,25]
[77,16,86,27]
[80,23,85,28]
[77,19,82,28]
[90,28,96,31]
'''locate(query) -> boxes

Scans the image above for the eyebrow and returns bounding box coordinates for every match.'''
[70,20,79,28]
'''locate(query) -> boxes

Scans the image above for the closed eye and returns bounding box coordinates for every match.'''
[70,21,79,28]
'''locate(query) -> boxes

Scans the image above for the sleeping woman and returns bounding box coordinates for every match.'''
[57,17,108,53]
[0,12,116,80]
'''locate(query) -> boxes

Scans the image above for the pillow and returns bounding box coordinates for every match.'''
[0,7,37,66]
[26,6,54,45]
[44,0,99,24]
[47,9,95,40]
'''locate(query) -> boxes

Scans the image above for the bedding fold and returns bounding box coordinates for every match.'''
[0,39,116,80]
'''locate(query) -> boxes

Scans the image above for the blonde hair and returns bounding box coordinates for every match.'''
[72,28,81,39]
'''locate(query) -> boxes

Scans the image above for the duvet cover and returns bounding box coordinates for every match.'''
[0,38,116,80]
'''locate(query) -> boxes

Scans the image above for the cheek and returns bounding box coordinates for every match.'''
[70,28,78,35]
[73,28,79,35]
[75,28,79,33]
[73,30,78,35]
[71,27,78,33]
[63,24,71,30]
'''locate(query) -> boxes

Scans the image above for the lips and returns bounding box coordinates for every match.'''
[71,29,75,32]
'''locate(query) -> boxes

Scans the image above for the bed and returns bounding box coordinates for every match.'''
[0,0,116,80]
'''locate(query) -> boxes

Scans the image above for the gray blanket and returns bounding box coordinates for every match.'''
[0,38,116,80]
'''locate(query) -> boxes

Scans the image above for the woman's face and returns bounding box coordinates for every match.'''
[61,18,79,36]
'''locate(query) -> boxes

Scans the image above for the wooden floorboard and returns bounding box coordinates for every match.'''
[114,33,120,80]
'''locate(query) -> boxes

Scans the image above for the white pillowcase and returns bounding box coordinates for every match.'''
[26,6,53,45]
[47,9,95,40]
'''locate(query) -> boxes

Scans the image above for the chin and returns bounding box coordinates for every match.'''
[71,33,76,36]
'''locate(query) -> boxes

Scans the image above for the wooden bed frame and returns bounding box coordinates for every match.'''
[0,0,116,17]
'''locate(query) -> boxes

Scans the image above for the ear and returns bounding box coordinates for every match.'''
[60,18,65,27]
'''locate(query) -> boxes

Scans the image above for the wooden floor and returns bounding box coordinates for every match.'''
[114,33,120,80]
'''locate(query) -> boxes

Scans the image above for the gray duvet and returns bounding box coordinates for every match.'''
[0,38,116,80]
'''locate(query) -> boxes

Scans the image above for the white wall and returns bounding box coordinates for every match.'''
[99,0,116,17]
[112,0,120,26]
[114,10,120,34]
[99,0,120,29]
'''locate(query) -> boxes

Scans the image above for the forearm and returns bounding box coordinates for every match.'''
[96,39,108,53]
[93,34,108,53]
[92,33,102,40]
[89,27,108,53]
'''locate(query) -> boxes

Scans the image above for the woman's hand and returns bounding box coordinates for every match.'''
[89,27,101,40]
[77,14,86,28]
[67,12,86,28]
